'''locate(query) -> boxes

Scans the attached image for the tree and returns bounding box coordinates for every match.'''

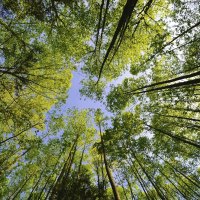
[1,0,200,199]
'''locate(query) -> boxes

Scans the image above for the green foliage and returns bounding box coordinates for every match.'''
[1,0,200,199]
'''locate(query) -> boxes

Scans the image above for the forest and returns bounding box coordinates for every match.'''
[0,0,200,199]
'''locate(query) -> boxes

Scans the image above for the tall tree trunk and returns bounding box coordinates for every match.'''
[94,0,105,52]
[126,77,200,95]
[9,176,31,200]
[154,113,200,122]
[132,153,166,200]
[158,168,190,199]
[96,0,138,83]
[130,70,200,93]
[128,160,152,200]
[117,172,128,200]
[145,124,200,148]
[27,169,45,200]
[0,123,40,144]
[99,0,110,51]
[71,143,86,199]
[98,123,121,200]
[100,153,106,191]
[75,142,86,179]
[95,160,101,199]
[38,159,60,200]
[49,134,79,200]
[145,21,200,64]
[125,175,136,200]
[160,157,200,189]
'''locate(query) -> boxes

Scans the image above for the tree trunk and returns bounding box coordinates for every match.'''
[132,153,166,200]
[10,176,31,200]
[49,134,79,200]
[96,0,138,83]
[130,70,200,93]
[146,124,200,148]
[27,169,45,200]
[126,77,200,95]
[38,160,60,200]
[99,122,121,200]
[128,160,152,200]
[154,113,200,122]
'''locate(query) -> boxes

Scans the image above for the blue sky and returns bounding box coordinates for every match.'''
[62,68,133,115]
[62,70,109,114]
[43,66,133,139]
[43,70,110,141]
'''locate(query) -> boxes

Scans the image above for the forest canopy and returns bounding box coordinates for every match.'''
[0,0,200,199]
